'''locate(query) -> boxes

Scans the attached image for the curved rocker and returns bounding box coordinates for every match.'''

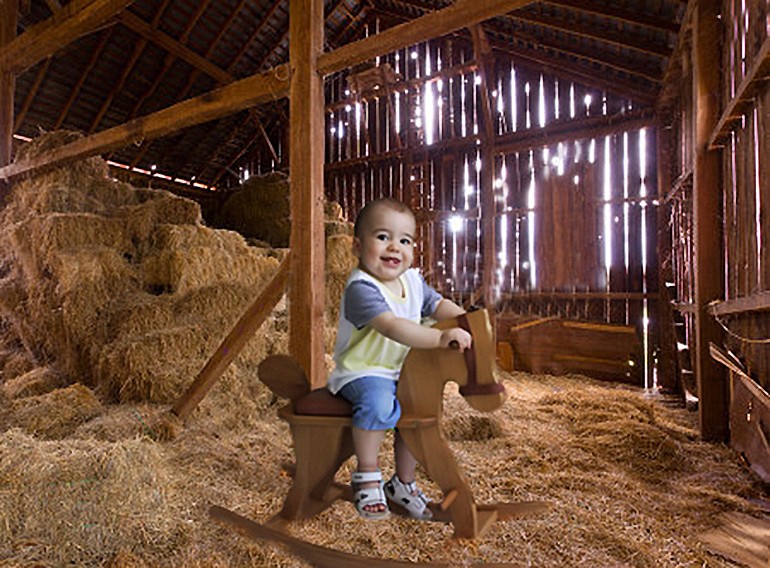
[256,309,548,538]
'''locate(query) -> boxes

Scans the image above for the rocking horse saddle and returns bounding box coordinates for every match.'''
[257,353,353,416]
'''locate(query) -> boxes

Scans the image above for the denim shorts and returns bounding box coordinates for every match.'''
[338,375,401,430]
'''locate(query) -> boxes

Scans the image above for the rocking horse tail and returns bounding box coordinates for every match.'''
[258,354,311,401]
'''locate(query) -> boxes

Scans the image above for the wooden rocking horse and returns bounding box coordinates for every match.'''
[257,308,548,538]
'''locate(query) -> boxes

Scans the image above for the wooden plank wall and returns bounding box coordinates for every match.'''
[317,38,658,387]
[719,0,770,393]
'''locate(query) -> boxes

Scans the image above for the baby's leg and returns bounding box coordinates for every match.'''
[394,429,418,482]
[338,377,401,518]
[352,427,386,475]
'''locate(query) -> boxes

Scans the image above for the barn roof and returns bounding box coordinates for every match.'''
[10,0,686,191]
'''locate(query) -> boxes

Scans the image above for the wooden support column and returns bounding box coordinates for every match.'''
[289,0,326,389]
[693,0,727,441]
[469,24,497,310]
[655,119,678,393]
[0,0,17,182]
[0,0,18,202]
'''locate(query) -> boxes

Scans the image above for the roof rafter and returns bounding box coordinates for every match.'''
[0,64,289,181]
[318,0,537,75]
[0,0,135,75]
[545,0,681,33]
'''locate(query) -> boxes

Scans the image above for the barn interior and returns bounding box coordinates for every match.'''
[0,1,769,566]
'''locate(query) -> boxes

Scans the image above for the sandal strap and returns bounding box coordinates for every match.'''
[351,470,383,484]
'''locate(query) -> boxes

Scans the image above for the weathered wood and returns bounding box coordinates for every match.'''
[0,64,289,181]
[470,24,498,309]
[656,122,678,392]
[709,291,770,316]
[171,255,290,423]
[709,35,770,148]
[507,316,642,383]
[117,10,232,84]
[0,0,135,75]
[698,511,770,567]
[0,0,17,175]
[318,0,534,77]
[289,0,326,390]
[693,0,727,441]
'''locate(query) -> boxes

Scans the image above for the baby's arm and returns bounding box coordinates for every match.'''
[431,298,466,321]
[368,310,472,350]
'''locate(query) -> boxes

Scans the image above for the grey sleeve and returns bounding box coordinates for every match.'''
[344,280,391,329]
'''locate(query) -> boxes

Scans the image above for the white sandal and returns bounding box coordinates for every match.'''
[351,470,390,520]
[384,474,433,520]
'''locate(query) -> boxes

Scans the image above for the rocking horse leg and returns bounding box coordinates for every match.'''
[398,424,496,539]
[282,422,354,520]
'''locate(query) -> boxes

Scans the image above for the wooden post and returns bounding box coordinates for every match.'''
[655,120,678,393]
[0,0,17,190]
[693,0,727,441]
[289,0,326,389]
[469,25,497,310]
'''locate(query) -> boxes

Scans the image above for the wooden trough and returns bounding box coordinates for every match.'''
[503,316,643,383]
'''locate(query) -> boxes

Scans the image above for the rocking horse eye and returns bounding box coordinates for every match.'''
[449,340,460,350]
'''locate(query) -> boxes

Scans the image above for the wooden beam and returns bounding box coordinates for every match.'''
[170,254,291,424]
[0,64,289,181]
[655,121,679,393]
[469,24,498,310]
[318,0,535,76]
[117,10,232,84]
[54,28,111,129]
[693,0,727,441]
[289,0,326,389]
[325,108,655,173]
[709,291,770,316]
[709,35,770,149]
[0,0,17,175]
[13,59,51,130]
[0,0,135,76]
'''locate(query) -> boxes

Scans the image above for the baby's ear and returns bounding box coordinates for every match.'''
[351,236,361,256]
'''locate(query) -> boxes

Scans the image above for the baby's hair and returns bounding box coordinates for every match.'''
[353,198,414,238]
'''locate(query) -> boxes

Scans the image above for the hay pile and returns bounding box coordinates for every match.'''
[0,132,766,567]
[0,130,286,410]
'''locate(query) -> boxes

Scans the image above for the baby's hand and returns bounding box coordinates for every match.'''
[439,327,472,351]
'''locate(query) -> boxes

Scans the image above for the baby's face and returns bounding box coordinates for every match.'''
[353,205,416,283]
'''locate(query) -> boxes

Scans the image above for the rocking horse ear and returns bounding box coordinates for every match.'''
[258,355,310,401]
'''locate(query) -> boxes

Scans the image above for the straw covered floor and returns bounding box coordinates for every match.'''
[0,132,767,567]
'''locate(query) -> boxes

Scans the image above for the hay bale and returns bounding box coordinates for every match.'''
[95,325,212,403]
[141,225,280,295]
[2,366,62,399]
[11,384,103,439]
[326,233,355,274]
[209,173,290,247]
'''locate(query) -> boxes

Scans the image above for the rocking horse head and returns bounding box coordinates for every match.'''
[397,308,506,416]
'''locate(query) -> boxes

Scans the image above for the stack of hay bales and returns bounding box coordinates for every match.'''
[0,131,285,419]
